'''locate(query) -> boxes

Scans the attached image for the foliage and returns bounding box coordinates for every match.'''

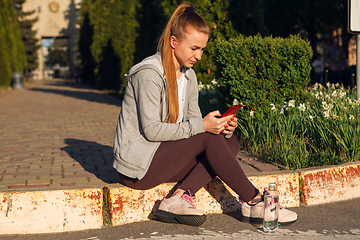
[78,0,138,90]
[0,0,26,86]
[133,0,168,64]
[13,0,40,80]
[126,0,268,85]
[214,34,313,114]
[0,8,12,86]
[46,39,70,67]
[228,0,268,37]
[91,0,138,90]
[78,0,96,86]
[198,80,225,117]
[237,83,360,169]
[77,0,349,92]
[263,0,350,58]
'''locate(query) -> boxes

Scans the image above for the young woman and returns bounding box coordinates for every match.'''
[113,2,297,226]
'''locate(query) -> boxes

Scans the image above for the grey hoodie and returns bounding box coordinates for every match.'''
[113,53,205,180]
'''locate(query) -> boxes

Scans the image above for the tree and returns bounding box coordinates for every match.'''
[134,0,168,64]
[263,0,349,57]
[13,0,40,80]
[0,0,26,86]
[91,0,139,89]
[228,0,268,37]
[46,38,70,67]
[78,0,96,86]
[0,7,12,86]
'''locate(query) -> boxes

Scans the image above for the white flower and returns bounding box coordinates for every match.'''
[326,82,330,88]
[339,91,346,98]
[270,103,276,111]
[324,111,330,118]
[315,93,320,99]
[250,110,254,116]
[284,101,289,110]
[288,100,295,107]
[280,108,284,114]
[198,82,205,91]
[233,99,239,105]
[325,94,330,99]
[309,115,314,120]
[211,79,218,86]
[332,90,338,97]
[314,83,319,90]
[298,103,306,111]
[349,115,355,120]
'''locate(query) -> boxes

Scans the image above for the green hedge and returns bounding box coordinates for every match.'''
[214,34,313,114]
[78,0,138,90]
[0,0,26,87]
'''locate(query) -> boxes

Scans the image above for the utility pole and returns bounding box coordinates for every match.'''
[349,0,360,100]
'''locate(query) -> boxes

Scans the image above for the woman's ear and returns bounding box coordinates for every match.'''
[170,36,177,49]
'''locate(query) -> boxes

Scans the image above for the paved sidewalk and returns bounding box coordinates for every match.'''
[0,79,279,191]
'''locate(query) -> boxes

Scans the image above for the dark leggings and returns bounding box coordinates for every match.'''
[119,132,259,202]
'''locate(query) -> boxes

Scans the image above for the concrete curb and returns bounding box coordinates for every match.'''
[298,161,360,206]
[106,170,299,226]
[0,187,103,234]
[1,161,360,234]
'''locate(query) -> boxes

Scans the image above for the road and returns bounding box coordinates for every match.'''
[2,197,360,239]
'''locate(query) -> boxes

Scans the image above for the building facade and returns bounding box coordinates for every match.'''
[23,0,82,80]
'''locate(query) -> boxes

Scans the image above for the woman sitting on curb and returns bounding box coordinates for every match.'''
[113,2,297,226]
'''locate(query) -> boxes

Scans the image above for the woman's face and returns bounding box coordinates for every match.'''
[171,27,208,69]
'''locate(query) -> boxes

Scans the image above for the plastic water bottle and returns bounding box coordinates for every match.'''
[263,183,279,233]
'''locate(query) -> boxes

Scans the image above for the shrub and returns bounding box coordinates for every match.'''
[214,34,313,114]
[91,0,138,90]
[0,0,26,86]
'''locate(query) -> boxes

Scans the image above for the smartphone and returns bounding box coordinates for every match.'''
[221,105,243,118]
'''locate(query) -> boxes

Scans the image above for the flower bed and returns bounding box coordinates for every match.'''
[200,82,360,169]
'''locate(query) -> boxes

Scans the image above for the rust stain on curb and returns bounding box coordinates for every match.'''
[298,161,360,206]
[0,188,103,234]
[106,171,299,226]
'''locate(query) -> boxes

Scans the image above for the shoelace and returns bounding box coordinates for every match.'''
[181,190,197,208]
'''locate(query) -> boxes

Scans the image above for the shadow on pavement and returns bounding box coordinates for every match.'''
[61,138,121,184]
[29,80,123,106]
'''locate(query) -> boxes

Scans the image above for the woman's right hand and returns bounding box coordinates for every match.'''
[203,110,233,134]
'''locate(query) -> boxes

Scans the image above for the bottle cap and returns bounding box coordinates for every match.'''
[269,183,276,190]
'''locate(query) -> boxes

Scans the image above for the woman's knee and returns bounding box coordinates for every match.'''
[226,135,240,156]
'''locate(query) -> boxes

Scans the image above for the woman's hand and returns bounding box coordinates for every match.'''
[203,111,237,135]
[222,114,238,134]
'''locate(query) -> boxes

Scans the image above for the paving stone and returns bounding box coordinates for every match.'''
[27,179,52,185]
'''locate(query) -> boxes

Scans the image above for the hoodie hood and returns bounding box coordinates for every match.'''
[125,53,165,82]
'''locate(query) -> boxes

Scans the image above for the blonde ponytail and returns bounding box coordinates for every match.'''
[158,2,210,123]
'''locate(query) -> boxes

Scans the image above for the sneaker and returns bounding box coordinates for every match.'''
[241,198,297,225]
[155,190,206,226]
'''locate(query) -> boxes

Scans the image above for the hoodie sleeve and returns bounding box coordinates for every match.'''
[132,69,204,142]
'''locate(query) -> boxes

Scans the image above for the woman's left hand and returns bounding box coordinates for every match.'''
[222,115,238,134]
